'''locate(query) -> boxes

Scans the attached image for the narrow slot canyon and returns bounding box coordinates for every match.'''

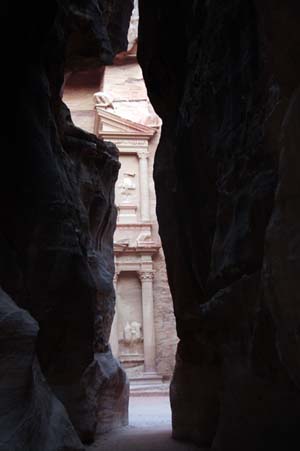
[1,2,300,451]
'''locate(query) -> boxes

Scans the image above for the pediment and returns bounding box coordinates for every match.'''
[94,107,156,139]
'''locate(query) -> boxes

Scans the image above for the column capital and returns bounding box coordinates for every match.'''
[139,271,155,281]
[137,149,149,160]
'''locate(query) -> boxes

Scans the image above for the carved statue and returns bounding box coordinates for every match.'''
[131,321,143,341]
[118,172,136,202]
[123,321,143,346]
[136,231,153,246]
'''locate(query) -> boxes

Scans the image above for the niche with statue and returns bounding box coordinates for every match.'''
[116,271,144,374]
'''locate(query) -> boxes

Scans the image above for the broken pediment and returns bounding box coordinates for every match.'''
[94,106,156,140]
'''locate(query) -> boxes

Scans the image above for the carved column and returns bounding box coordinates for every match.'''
[139,271,156,373]
[110,273,119,357]
[138,150,150,222]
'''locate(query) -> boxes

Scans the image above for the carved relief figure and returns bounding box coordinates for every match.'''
[136,231,153,246]
[118,172,136,202]
[122,321,143,355]
[130,321,143,342]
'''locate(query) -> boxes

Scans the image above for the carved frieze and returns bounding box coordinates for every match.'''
[113,139,148,148]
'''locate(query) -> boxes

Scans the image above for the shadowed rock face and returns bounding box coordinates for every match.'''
[2,1,300,449]
[138,1,300,450]
[0,288,84,451]
[0,0,132,448]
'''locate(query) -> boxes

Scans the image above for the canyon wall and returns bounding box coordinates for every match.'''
[0,1,132,449]
[2,1,300,449]
[138,1,300,450]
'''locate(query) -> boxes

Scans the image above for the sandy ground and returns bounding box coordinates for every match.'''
[89,396,207,451]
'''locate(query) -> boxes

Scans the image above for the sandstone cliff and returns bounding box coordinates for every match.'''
[0,1,133,449]
[138,2,300,450]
